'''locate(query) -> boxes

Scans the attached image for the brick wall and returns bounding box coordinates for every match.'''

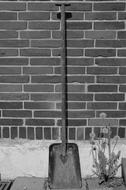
[0,0,125,140]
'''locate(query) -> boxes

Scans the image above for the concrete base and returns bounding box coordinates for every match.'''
[10,177,46,190]
[10,177,86,190]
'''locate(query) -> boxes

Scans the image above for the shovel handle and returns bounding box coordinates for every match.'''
[56,3,70,156]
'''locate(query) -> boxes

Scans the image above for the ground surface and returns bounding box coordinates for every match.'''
[85,178,126,190]
[10,177,126,190]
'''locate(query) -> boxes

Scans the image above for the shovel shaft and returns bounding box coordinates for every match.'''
[60,4,67,156]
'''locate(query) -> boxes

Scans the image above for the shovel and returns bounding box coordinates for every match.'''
[48,3,82,189]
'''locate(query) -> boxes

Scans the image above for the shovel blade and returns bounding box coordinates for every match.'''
[48,143,82,189]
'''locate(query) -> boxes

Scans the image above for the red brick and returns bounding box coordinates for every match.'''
[94,127,101,138]
[69,128,75,140]
[94,22,124,30]
[23,67,53,75]
[85,127,92,140]
[55,84,85,93]
[119,103,126,110]
[67,40,94,48]
[24,102,55,109]
[52,12,84,20]
[52,31,84,39]
[118,49,126,57]
[20,48,51,56]
[67,76,94,83]
[118,127,125,138]
[0,22,27,30]
[24,85,54,92]
[0,102,22,109]
[85,12,116,20]
[118,12,126,20]
[0,93,29,100]
[88,119,118,126]
[0,40,29,47]
[54,67,85,75]
[20,31,51,39]
[31,93,61,101]
[52,127,59,140]
[3,127,9,138]
[52,49,83,57]
[31,76,60,83]
[44,127,51,140]
[0,12,17,20]
[77,128,84,140]
[67,58,94,66]
[28,3,58,11]
[27,127,34,140]
[56,102,86,110]
[88,85,117,92]
[29,22,60,30]
[67,22,92,30]
[31,40,61,48]
[36,127,43,140]
[119,85,126,92]
[65,3,92,11]
[0,58,28,66]
[68,93,93,101]
[96,40,126,48]
[119,120,126,126]
[119,119,126,126]
[85,31,116,39]
[95,58,126,67]
[0,2,26,11]
[119,67,126,75]
[69,102,85,110]
[68,111,95,118]
[19,127,26,138]
[19,12,50,20]
[118,31,126,39]
[3,110,32,118]
[0,67,21,75]
[87,67,117,75]
[97,76,126,84]
[95,94,125,101]
[94,3,125,11]
[96,111,126,118]
[0,76,29,83]
[11,127,18,139]
[0,85,22,92]
[25,119,54,126]
[34,111,61,118]
[87,102,117,110]
[85,49,116,57]
[30,58,60,66]
[0,31,18,39]
[0,49,18,57]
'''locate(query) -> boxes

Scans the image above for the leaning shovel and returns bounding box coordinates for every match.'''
[48,3,82,189]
